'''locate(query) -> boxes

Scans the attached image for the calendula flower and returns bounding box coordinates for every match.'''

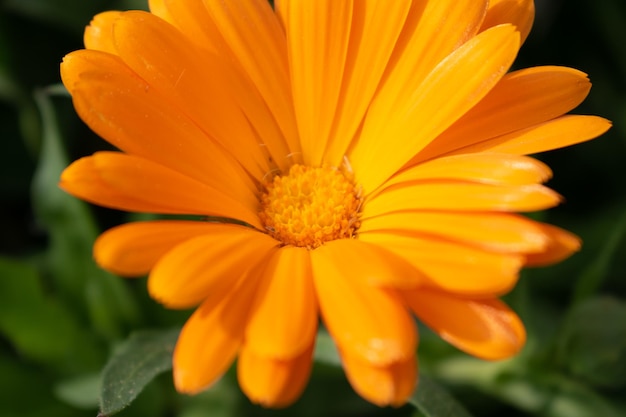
[59,0,610,408]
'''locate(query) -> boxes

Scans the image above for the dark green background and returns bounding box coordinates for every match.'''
[1,1,625,416]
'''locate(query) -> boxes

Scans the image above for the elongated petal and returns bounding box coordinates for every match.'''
[363,182,561,217]
[404,290,526,360]
[174,272,261,394]
[351,25,520,192]
[60,50,256,204]
[314,239,422,289]
[147,1,293,170]
[204,0,301,158]
[278,0,352,166]
[340,348,417,407]
[60,156,163,214]
[481,0,534,45]
[373,0,487,121]
[245,247,318,359]
[378,153,552,195]
[94,221,235,276]
[525,223,581,266]
[311,243,417,365]
[112,10,269,180]
[149,0,219,52]
[453,115,612,156]
[360,233,523,296]
[148,226,277,309]
[360,212,549,254]
[238,343,314,408]
[60,152,261,228]
[416,67,594,161]
[322,0,412,167]
[84,11,121,53]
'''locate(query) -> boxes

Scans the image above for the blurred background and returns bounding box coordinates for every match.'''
[0,0,625,416]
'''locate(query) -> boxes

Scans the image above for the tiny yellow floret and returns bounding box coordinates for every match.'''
[259,164,361,249]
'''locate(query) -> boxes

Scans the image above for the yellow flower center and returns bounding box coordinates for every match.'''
[259,164,361,249]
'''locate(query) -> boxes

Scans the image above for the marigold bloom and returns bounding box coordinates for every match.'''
[60,0,610,408]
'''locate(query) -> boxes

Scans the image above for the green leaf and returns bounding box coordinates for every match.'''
[409,376,474,417]
[313,328,341,367]
[55,373,101,409]
[0,354,82,417]
[0,257,102,369]
[556,296,626,388]
[32,88,139,340]
[572,212,626,303]
[431,356,624,417]
[99,328,179,416]
[177,378,239,417]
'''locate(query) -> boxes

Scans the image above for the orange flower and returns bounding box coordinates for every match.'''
[59,0,610,408]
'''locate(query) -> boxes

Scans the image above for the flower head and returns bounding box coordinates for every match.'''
[60,0,610,408]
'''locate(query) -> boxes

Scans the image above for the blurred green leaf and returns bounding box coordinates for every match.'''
[178,378,239,417]
[497,370,624,417]
[431,356,625,417]
[99,328,179,416]
[31,88,139,340]
[0,16,18,102]
[0,257,101,369]
[573,213,626,303]
[55,372,101,409]
[556,296,626,388]
[410,376,474,417]
[0,354,83,417]
[313,328,341,367]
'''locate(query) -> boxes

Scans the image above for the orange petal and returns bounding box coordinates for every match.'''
[452,115,612,156]
[351,24,520,193]
[145,1,293,171]
[173,272,261,394]
[404,290,526,360]
[60,152,261,228]
[237,342,314,408]
[340,348,417,407]
[60,49,256,204]
[60,156,163,214]
[373,0,487,122]
[204,0,301,159]
[525,223,581,266]
[148,225,277,309]
[378,153,552,195]
[150,0,220,52]
[84,11,122,53]
[481,0,534,45]
[416,66,594,161]
[360,233,523,297]
[310,243,417,365]
[277,0,352,166]
[112,10,269,181]
[314,239,422,289]
[244,247,318,359]
[363,181,561,217]
[94,221,237,277]
[359,212,549,254]
[60,49,127,97]
[322,0,412,167]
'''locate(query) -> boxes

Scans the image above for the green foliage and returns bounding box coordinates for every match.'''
[32,89,139,341]
[0,257,101,369]
[557,296,626,389]
[409,377,473,417]
[99,329,179,416]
